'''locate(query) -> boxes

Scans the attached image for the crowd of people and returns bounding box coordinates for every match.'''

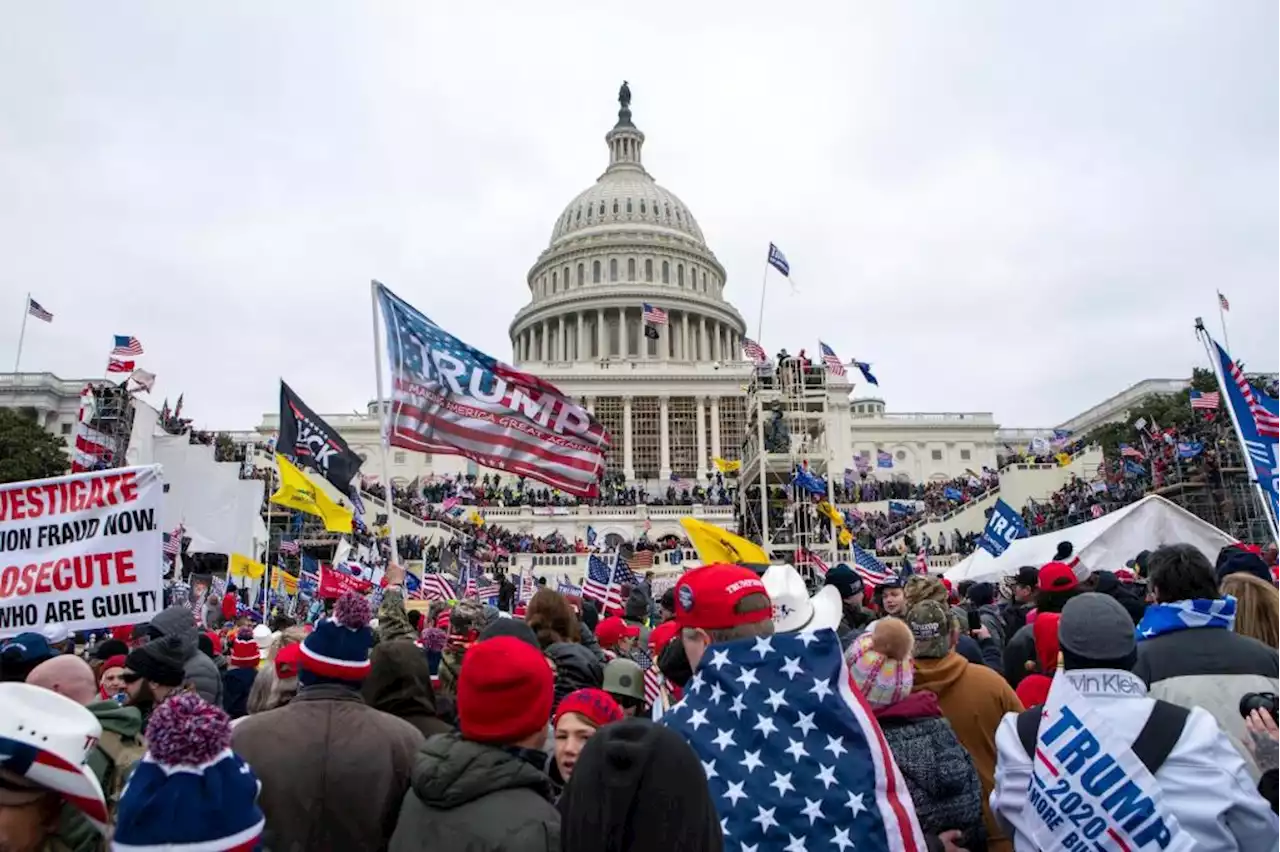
[2,535,1277,851]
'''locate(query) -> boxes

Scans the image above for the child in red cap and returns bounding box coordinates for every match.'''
[552,688,623,788]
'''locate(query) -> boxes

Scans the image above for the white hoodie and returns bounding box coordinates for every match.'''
[990,668,1277,852]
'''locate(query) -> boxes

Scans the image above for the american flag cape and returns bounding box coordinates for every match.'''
[374,282,611,497]
[662,630,924,851]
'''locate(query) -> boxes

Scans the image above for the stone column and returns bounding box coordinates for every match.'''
[710,396,721,461]
[623,396,635,480]
[682,313,690,361]
[596,308,605,358]
[659,396,671,479]
[540,321,548,361]
[556,316,565,361]
[577,312,587,362]
[586,396,595,415]
[699,317,708,361]
[696,396,708,478]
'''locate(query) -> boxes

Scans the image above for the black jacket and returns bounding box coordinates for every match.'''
[545,642,604,711]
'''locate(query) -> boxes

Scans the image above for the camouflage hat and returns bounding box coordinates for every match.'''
[448,601,488,637]
[903,575,948,610]
[905,600,953,659]
[602,658,646,702]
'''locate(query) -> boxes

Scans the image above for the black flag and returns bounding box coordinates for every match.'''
[278,381,364,492]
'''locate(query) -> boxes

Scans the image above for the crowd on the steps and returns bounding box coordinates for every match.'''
[1,538,1277,852]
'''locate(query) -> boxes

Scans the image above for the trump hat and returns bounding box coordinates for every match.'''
[674,564,771,631]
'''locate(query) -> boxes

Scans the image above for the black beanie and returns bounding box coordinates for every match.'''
[478,618,540,649]
[92,638,129,662]
[125,635,186,687]
[559,718,723,852]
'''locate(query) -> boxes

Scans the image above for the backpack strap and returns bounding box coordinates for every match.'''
[1130,700,1189,774]
[1017,700,1189,775]
[1016,705,1043,759]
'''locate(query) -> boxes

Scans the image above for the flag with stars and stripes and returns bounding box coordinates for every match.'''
[374,281,611,498]
[421,572,456,602]
[278,539,300,556]
[1189,390,1220,410]
[851,545,895,587]
[1207,335,1279,525]
[582,554,621,610]
[818,342,847,378]
[662,630,924,852]
[642,303,668,325]
[741,338,767,364]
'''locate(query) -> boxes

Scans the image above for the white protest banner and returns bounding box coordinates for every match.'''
[1028,672,1195,852]
[0,466,164,638]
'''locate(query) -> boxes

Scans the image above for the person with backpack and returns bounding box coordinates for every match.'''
[25,654,146,850]
[991,593,1277,849]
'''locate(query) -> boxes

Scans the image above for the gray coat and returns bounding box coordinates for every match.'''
[390,732,559,852]
[149,605,223,707]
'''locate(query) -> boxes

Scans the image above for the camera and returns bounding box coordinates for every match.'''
[1238,692,1278,719]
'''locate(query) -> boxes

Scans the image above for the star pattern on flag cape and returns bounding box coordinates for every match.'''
[662,630,923,852]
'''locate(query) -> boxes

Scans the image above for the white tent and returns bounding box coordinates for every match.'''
[943,495,1236,585]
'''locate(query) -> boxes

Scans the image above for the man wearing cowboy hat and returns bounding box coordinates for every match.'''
[0,683,109,852]
[761,564,844,634]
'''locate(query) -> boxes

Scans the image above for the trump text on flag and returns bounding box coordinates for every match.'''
[0,467,165,636]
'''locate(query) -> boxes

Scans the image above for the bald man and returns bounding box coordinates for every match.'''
[26,656,145,846]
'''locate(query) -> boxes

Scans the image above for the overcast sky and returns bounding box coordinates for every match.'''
[3,2,1276,432]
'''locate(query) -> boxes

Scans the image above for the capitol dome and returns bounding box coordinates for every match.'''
[509,87,746,369]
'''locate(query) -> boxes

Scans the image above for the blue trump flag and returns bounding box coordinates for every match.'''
[663,630,924,851]
[374,281,611,498]
[888,500,913,518]
[1208,335,1279,528]
[792,465,827,497]
[943,486,963,502]
[767,243,790,276]
[979,498,1027,557]
[1176,441,1204,460]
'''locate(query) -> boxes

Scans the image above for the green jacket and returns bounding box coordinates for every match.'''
[57,701,144,852]
[377,586,418,644]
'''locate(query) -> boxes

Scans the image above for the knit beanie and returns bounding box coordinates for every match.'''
[299,592,374,686]
[124,636,186,687]
[229,629,260,669]
[92,638,129,662]
[554,687,624,729]
[114,693,264,850]
[456,636,554,745]
[478,618,540,650]
[847,619,914,709]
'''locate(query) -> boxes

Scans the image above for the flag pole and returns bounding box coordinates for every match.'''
[1196,322,1279,543]
[13,293,30,373]
[370,280,400,565]
[755,263,769,344]
[1216,292,1232,353]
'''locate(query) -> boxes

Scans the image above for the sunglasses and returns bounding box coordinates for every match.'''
[120,672,142,684]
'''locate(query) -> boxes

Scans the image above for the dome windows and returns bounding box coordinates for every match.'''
[599,202,605,216]
[576,207,582,222]
[626,198,632,214]
[677,264,685,287]
[664,203,671,220]
[593,261,602,284]
[662,261,670,284]
[612,200,619,215]
[627,258,636,280]
[609,258,618,282]
[644,258,653,282]
[552,270,558,293]
[640,200,646,215]
[577,263,584,287]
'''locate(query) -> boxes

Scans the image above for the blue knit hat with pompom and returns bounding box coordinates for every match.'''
[113,692,264,851]
[299,591,373,686]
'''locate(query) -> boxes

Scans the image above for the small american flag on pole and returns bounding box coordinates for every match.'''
[27,298,53,322]
[279,539,300,556]
[1218,291,1230,311]
[163,525,184,558]
[741,338,767,364]
[1190,390,1220,410]
[582,554,621,610]
[818,341,846,377]
[796,547,830,578]
[642,303,668,325]
[111,335,144,356]
[1119,443,1145,461]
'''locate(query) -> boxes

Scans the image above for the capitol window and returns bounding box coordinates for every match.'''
[662,261,670,284]
[613,200,619,215]
[626,198,633,214]
[599,202,605,216]
[627,258,636,280]
[931,449,943,461]
[552,270,558,292]
[645,259,653,281]
[394,452,406,465]
[593,261,601,284]
[640,200,646,214]
[577,263,585,286]
[678,264,685,287]
[702,271,708,291]
[610,258,618,281]
[576,207,582,222]
[664,203,671,219]
[960,449,971,461]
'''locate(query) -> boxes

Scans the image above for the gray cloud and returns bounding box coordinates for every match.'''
[2,1,1274,430]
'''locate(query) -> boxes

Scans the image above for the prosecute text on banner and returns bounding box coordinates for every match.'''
[0,466,164,638]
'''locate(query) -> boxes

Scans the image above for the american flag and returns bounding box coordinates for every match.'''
[375,282,610,498]
[818,342,846,377]
[582,554,621,610]
[642,303,668,325]
[796,547,830,578]
[27,298,53,322]
[1219,342,1279,439]
[162,524,185,558]
[111,335,144,356]
[741,338,767,364]
[1190,390,1220,410]
[1091,504,1105,519]
[279,539,300,556]
[106,359,135,374]
[474,576,500,600]
[852,545,895,586]
[71,424,114,473]
[422,573,457,602]
[643,666,662,706]
[626,549,653,576]
[1119,443,1145,460]
[663,631,925,850]
[1218,291,1230,311]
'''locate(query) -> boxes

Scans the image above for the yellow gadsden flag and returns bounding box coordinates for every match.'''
[273,567,298,595]
[713,457,742,474]
[270,454,354,533]
[229,553,266,580]
[680,517,769,569]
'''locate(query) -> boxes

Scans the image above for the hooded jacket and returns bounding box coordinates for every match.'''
[558,718,722,852]
[389,732,560,852]
[363,637,451,738]
[875,692,984,846]
[149,605,223,706]
[913,651,1023,852]
[992,669,1277,850]
[58,700,145,852]
[546,642,604,711]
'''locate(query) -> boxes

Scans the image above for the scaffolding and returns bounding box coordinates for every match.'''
[736,357,839,579]
[80,382,136,470]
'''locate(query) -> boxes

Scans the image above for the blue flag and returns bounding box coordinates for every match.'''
[1176,441,1204,460]
[888,500,913,518]
[663,631,924,850]
[876,451,893,469]
[979,498,1027,557]
[853,361,878,386]
[792,465,827,497]
[1209,336,1279,526]
[943,486,963,502]
[767,242,790,276]
[1124,459,1147,478]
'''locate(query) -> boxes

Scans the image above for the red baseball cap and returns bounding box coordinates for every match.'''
[595,616,640,649]
[1039,561,1079,592]
[674,564,771,630]
[648,620,680,654]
